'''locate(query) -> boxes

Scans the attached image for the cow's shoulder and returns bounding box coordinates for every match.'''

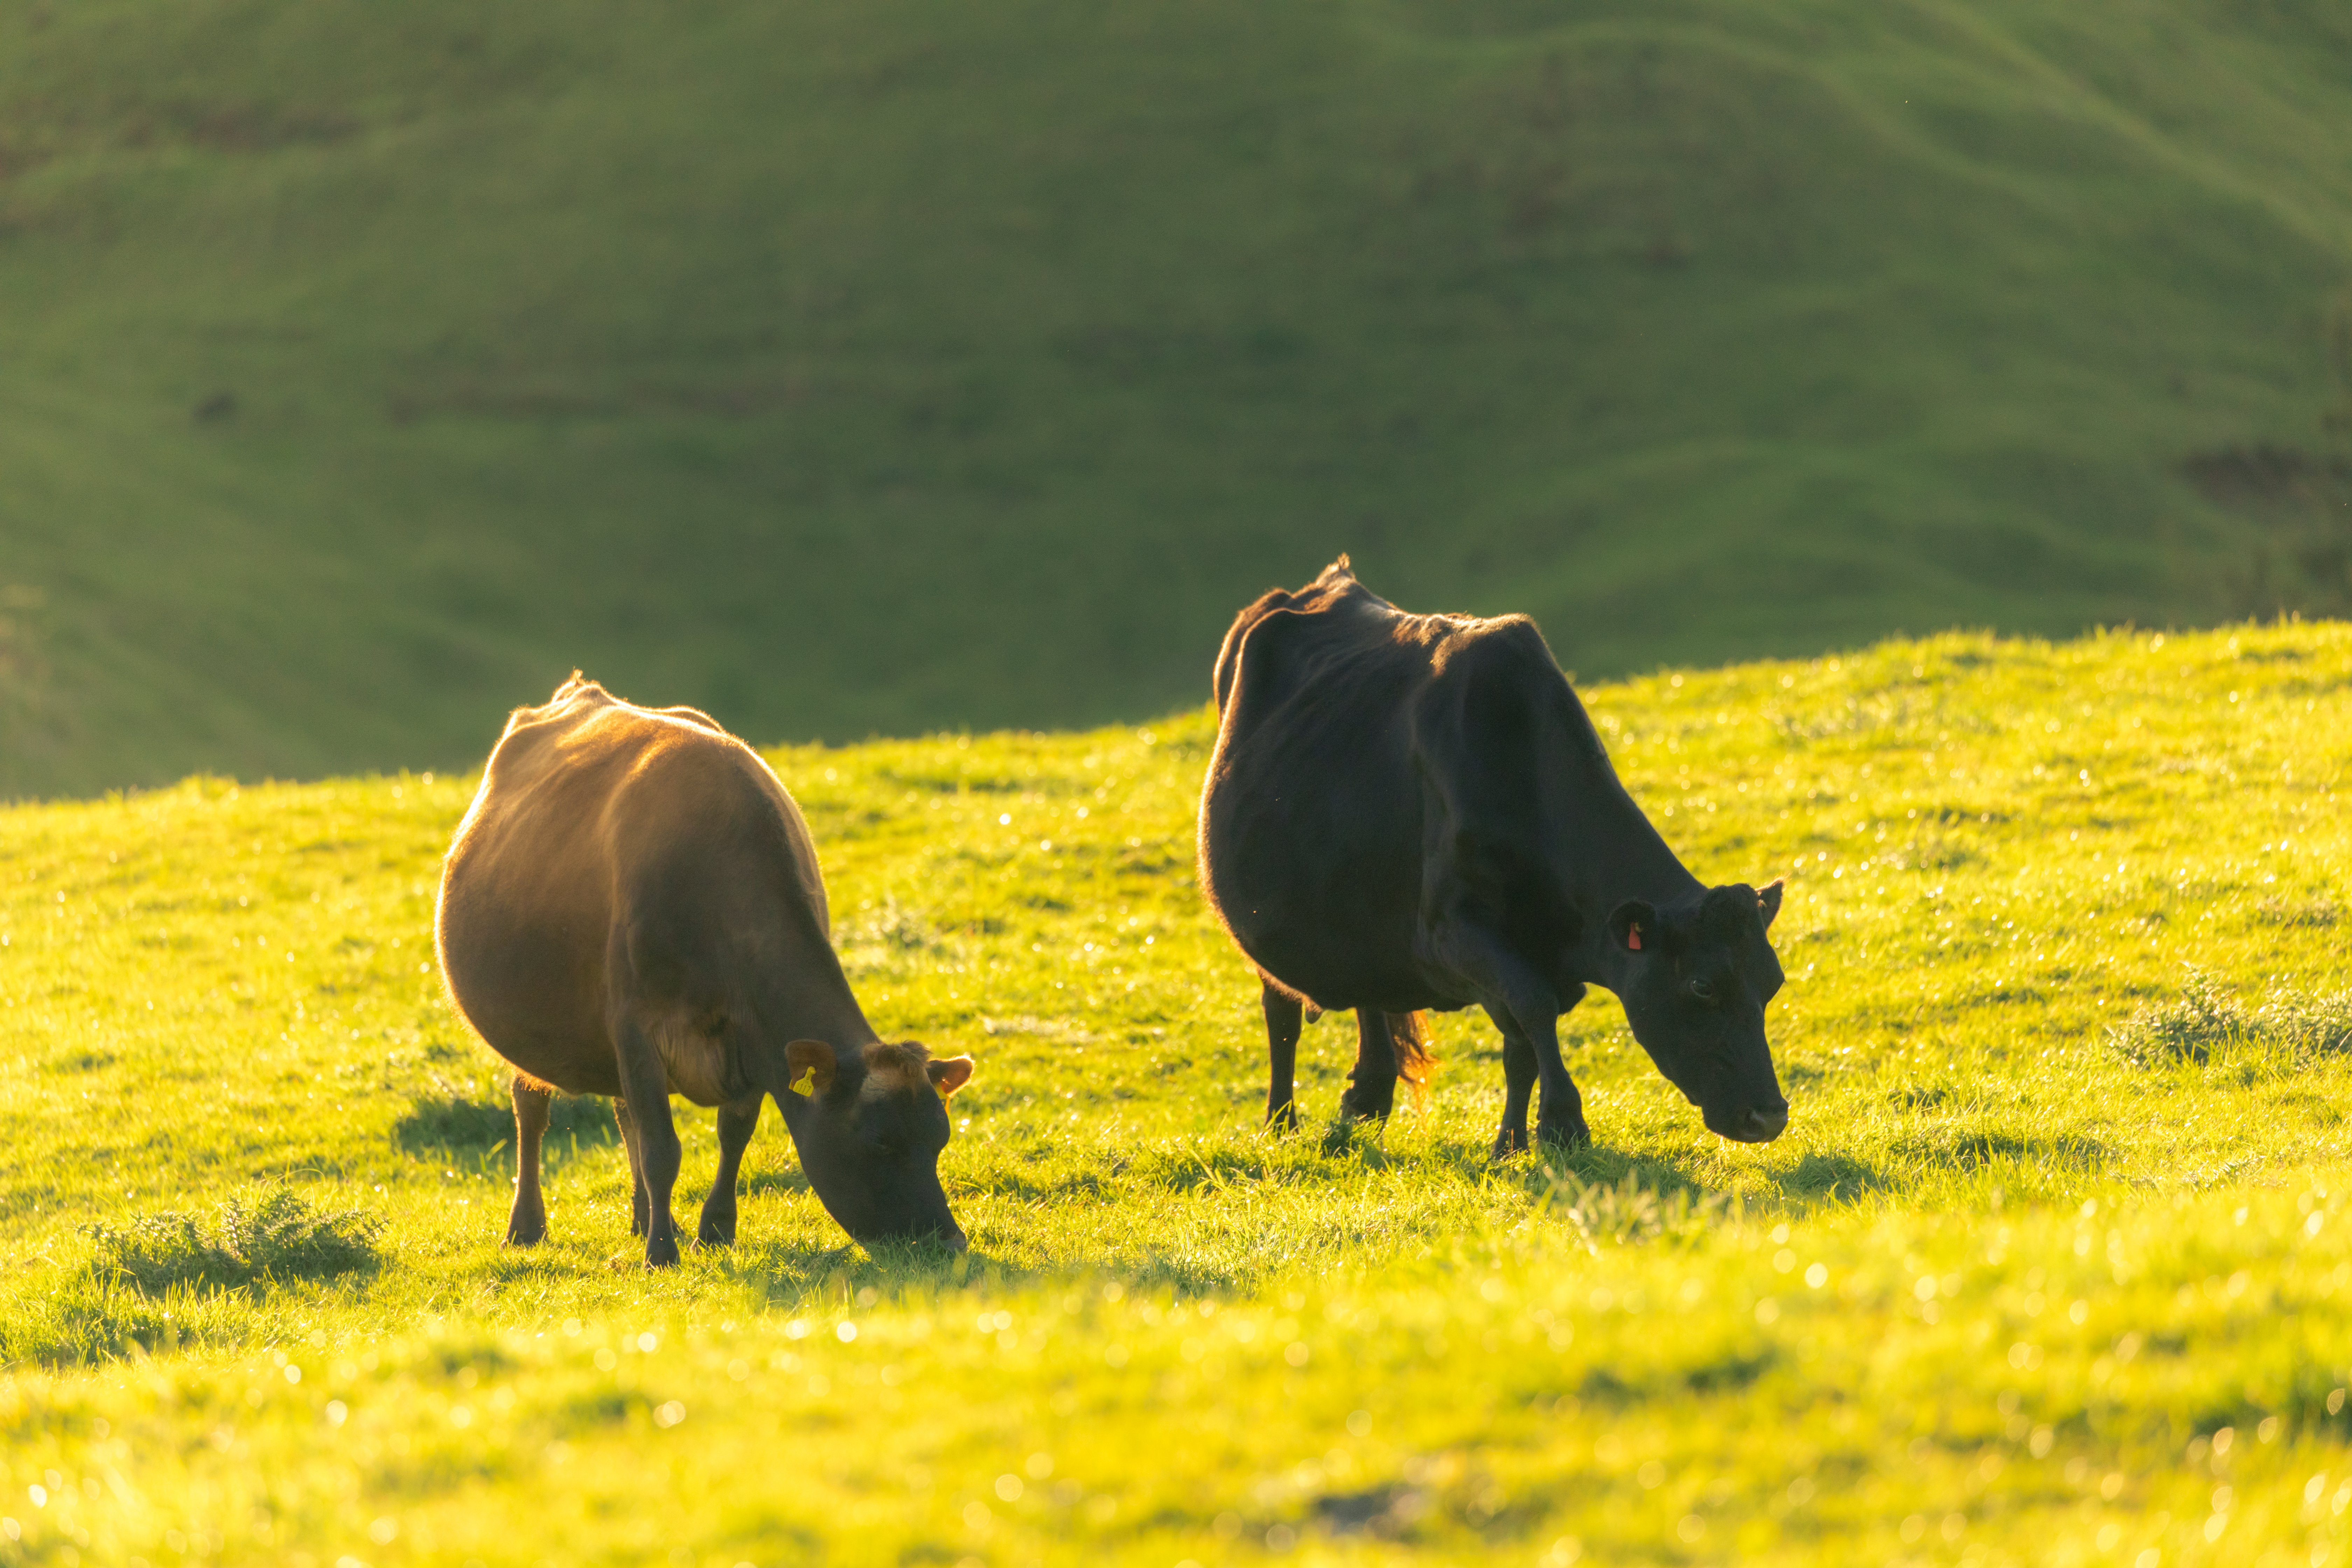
[1408,614,1602,798]
[647,703,727,736]
[1426,612,1560,682]
[601,711,796,833]
[1411,615,1562,724]
[484,679,780,825]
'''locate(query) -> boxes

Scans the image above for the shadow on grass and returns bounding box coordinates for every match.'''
[741,1167,814,1197]
[395,1094,618,1160]
[1780,1152,1895,1200]
[1602,1129,2104,1214]
[1529,1144,1717,1196]
[729,1239,1045,1306]
[1756,1130,2105,1211]
[1128,1120,1500,1193]
[1885,1128,2107,1172]
[714,1114,2108,1299]
[726,1225,1294,1303]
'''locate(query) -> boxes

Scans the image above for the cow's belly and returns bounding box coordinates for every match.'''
[1251,944,1458,1016]
[1216,829,1446,1013]
[1206,684,1449,1007]
[438,856,625,1097]
[442,940,622,1096]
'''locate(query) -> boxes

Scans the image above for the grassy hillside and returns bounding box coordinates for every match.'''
[5,0,2352,795]
[8,626,2352,1561]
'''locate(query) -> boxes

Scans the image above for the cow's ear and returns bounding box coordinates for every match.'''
[926,1055,975,1098]
[785,1039,837,1097]
[1757,878,1784,932]
[1608,900,1659,954]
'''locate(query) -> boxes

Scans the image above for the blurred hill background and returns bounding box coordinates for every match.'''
[3,0,2350,797]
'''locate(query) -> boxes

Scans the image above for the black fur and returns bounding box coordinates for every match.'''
[1198,559,1790,1152]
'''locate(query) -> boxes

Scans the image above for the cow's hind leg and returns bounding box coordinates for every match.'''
[1261,979,1303,1131]
[506,1076,553,1245]
[611,1020,685,1266]
[1338,1010,1400,1122]
[698,1093,762,1246]
[612,1096,651,1238]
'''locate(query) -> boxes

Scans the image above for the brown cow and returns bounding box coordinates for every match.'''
[435,675,975,1265]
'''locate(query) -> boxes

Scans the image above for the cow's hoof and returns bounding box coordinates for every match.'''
[1492,1128,1529,1157]
[1337,1089,1394,1123]
[696,1216,736,1247]
[1535,1118,1592,1151]
[504,1224,546,1247]
[1265,1102,1301,1133]
[644,1237,681,1268]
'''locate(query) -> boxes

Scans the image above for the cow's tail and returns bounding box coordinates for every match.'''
[1390,1011,1436,1104]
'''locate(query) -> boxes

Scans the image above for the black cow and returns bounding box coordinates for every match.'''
[1198,559,1789,1152]
[436,675,976,1265]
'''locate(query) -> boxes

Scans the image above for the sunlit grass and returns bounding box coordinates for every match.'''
[7,624,2352,1562]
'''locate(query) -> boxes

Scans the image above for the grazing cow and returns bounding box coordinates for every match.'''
[1198,559,1788,1152]
[435,675,976,1265]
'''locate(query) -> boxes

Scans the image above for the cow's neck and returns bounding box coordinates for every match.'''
[790,992,884,1058]
[750,947,886,1066]
[1583,786,1706,934]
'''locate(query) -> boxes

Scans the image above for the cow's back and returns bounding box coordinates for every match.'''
[437,680,826,1097]
[1202,569,1620,1013]
[1200,581,1461,1010]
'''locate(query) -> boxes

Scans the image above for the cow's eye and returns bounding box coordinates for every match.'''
[1688,975,1717,1006]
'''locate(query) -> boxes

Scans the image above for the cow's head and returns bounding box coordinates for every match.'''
[769,1040,975,1249]
[1606,880,1788,1143]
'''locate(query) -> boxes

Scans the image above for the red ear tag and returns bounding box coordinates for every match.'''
[1628,926,1642,951]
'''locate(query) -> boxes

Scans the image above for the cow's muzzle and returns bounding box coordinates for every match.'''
[1724,1104,1788,1143]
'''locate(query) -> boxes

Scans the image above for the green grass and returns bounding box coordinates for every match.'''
[8,625,2352,1561]
[7,0,2352,794]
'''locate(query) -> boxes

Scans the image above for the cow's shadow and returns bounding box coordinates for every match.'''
[724,1239,1053,1304]
[740,1167,814,1197]
[693,1112,2106,1297]
[726,1240,1259,1304]
[394,1092,618,1171]
[1509,1124,2109,1215]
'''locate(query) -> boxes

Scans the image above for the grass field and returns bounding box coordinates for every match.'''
[6,625,2352,1563]
[7,0,2352,795]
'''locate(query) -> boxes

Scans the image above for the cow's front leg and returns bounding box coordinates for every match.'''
[1488,1007,1537,1155]
[1438,926,1588,1150]
[1499,981,1589,1152]
[1338,1010,1399,1122]
[1520,1002,1590,1151]
[507,1076,553,1244]
[1261,979,1303,1131]
[611,1023,684,1266]
[699,1093,763,1246]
